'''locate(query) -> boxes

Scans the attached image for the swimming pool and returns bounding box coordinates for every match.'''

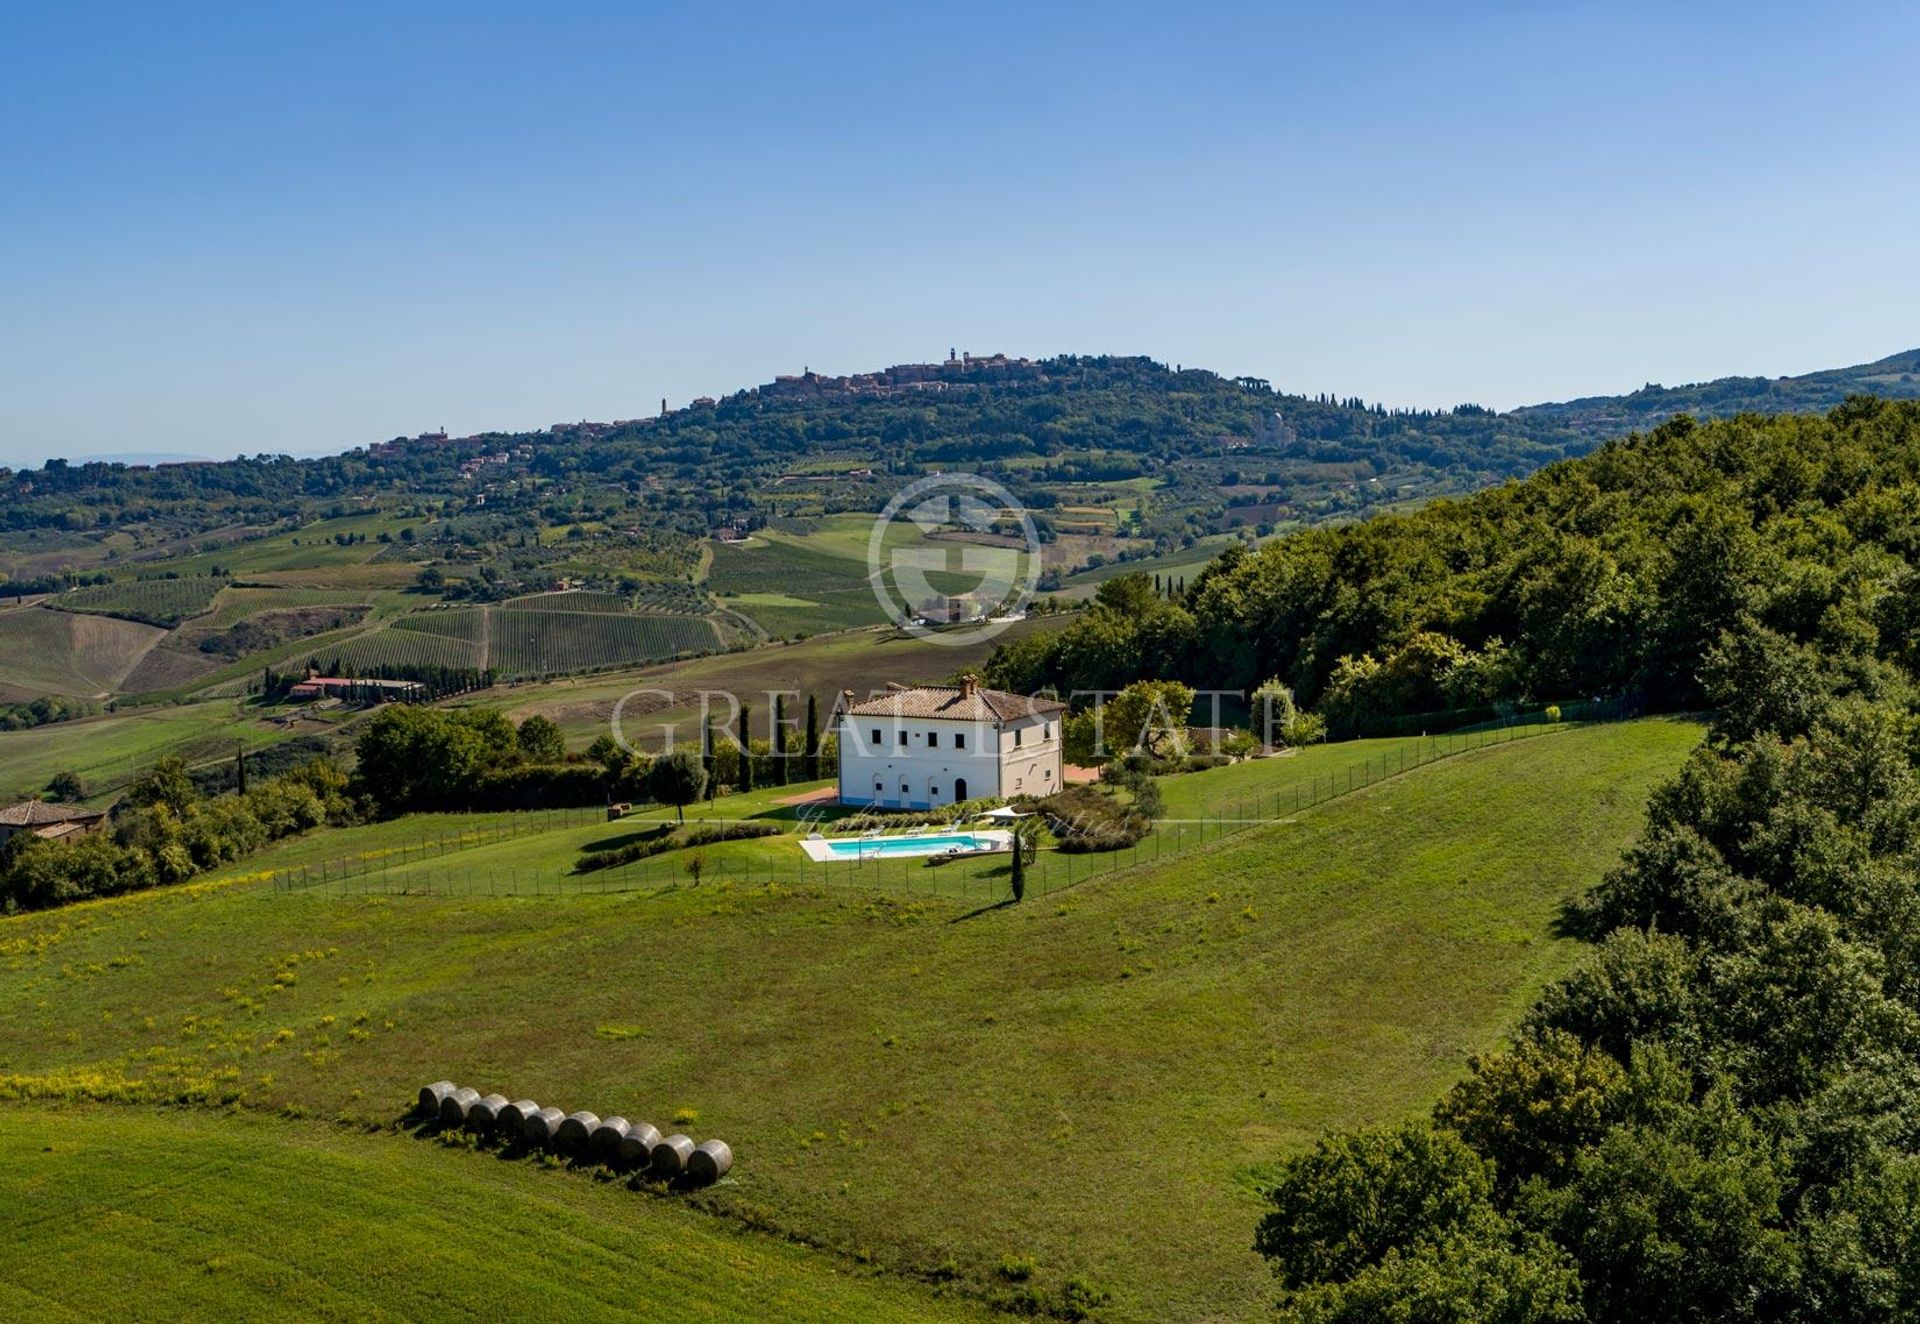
[800,830,1013,862]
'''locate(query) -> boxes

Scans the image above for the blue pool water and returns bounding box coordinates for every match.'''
[821,833,993,859]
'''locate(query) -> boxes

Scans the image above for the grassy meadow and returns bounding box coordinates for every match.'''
[0,716,1699,1321]
[0,699,286,802]
[0,1107,989,1323]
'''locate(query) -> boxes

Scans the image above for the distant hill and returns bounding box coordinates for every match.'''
[4,345,1918,615]
[1510,347,1920,439]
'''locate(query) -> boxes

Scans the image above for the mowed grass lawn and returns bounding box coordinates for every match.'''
[0,717,1700,1322]
[0,1107,988,1324]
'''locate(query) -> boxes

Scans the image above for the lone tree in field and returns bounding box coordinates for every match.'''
[650,751,707,823]
[516,714,566,763]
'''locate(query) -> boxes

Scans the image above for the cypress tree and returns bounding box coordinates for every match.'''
[702,713,716,799]
[803,694,820,780]
[235,743,247,795]
[774,694,790,785]
[739,702,754,793]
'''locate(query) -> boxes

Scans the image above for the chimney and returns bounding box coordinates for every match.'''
[960,676,977,698]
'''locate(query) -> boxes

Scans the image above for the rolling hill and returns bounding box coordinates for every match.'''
[0,718,1700,1321]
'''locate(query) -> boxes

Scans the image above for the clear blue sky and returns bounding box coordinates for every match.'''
[2,2,1916,468]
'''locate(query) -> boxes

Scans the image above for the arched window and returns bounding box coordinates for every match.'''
[954,776,968,802]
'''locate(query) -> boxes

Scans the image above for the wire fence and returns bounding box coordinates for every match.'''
[267,700,1626,905]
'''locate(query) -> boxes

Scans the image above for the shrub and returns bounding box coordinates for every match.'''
[1038,785,1152,853]
[572,820,778,873]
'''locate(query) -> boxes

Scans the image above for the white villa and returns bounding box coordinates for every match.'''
[836,678,1066,810]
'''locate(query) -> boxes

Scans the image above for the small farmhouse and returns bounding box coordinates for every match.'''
[287,676,425,702]
[836,678,1065,809]
[0,799,108,846]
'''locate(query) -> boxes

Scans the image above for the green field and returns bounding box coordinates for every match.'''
[134,511,408,580]
[708,516,1039,638]
[0,717,1698,1320]
[1058,536,1238,599]
[0,1108,986,1323]
[0,700,287,802]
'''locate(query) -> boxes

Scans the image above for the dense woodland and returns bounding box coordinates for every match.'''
[1169,398,1920,1320]
[987,399,1920,733]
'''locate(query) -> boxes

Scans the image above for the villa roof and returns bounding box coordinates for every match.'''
[842,683,1065,723]
[0,799,106,828]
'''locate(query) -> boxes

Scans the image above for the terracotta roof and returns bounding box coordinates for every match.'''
[0,800,106,827]
[842,684,1065,723]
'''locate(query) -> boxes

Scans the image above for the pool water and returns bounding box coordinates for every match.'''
[821,833,995,859]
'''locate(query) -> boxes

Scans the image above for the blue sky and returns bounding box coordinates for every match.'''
[2,2,1916,468]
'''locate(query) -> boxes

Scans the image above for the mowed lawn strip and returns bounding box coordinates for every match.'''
[0,717,1700,1322]
[0,1107,989,1324]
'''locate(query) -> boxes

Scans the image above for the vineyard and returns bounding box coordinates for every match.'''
[389,608,487,642]
[315,628,483,674]
[199,586,374,629]
[499,590,631,614]
[632,581,711,613]
[489,610,718,676]
[327,606,722,679]
[56,577,223,627]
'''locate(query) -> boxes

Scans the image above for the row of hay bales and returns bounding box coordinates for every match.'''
[418,1080,732,1185]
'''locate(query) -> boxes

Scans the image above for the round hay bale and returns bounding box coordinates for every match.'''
[466,1093,509,1132]
[498,1099,539,1135]
[439,1085,481,1127]
[524,1105,566,1146]
[554,1110,601,1153]
[617,1123,662,1170]
[651,1133,695,1179]
[588,1116,632,1160]
[417,1080,456,1117]
[688,1139,733,1185]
